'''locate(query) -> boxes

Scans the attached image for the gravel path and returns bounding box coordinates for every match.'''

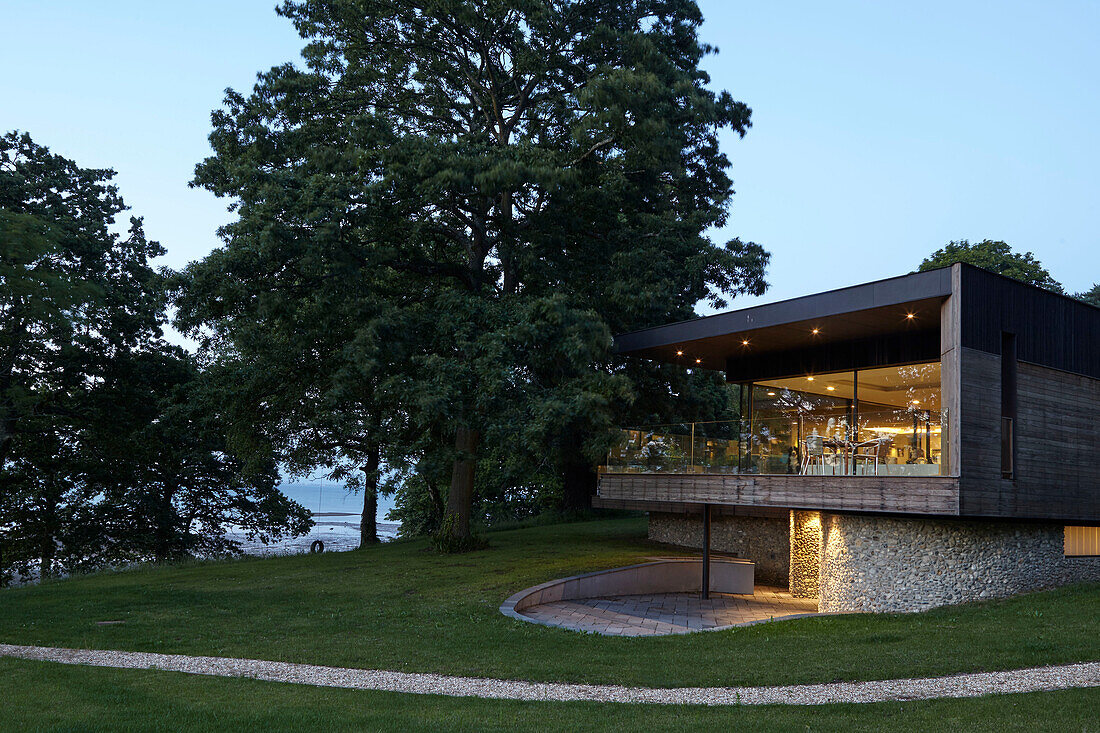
[2,644,1098,705]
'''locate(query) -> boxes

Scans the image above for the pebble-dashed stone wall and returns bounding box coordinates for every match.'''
[647,512,789,586]
[819,513,1100,613]
[789,511,823,599]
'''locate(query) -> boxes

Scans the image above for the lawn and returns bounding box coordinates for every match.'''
[0,517,1097,692]
[3,657,1099,732]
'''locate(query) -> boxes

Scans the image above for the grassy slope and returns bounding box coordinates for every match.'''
[3,658,1099,732]
[0,518,1098,689]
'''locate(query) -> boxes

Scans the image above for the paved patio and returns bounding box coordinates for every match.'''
[519,585,820,636]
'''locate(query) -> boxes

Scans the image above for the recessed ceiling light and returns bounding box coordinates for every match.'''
[906,313,916,320]
[695,358,702,364]
[827,386,836,391]
[767,391,776,396]
[812,328,820,335]
[676,350,683,356]
[911,399,920,404]
[742,339,749,346]
[806,376,815,381]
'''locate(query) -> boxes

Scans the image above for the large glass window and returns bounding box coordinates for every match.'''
[856,363,941,475]
[746,361,942,476]
[605,360,944,476]
[747,372,855,474]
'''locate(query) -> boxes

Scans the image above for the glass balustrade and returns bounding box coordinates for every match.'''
[604,407,945,476]
[605,360,946,477]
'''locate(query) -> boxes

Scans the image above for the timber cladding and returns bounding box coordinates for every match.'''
[597,473,960,515]
[959,349,1100,521]
[959,265,1100,380]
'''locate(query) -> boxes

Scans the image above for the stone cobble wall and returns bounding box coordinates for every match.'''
[648,512,789,586]
[789,511,823,599]
[819,513,1100,613]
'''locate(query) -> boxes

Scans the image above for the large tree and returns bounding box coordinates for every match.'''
[91,345,312,563]
[918,239,1063,292]
[185,0,767,541]
[0,132,310,582]
[0,131,166,578]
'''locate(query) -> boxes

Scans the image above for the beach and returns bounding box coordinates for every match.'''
[228,514,401,556]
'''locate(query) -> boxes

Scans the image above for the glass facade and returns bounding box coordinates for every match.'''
[606,360,944,476]
[750,361,942,476]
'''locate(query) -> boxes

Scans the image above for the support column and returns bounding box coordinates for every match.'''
[701,504,711,599]
[789,510,822,599]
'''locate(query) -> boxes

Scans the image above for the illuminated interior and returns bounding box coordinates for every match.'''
[749,361,942,476]
[606,361,944,476]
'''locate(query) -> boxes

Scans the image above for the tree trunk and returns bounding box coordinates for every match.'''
[154,482,176,563]
[0,415,12,474]
[359,445,380,547]
[561,450,598,512]
[0,318,26,474]
[445,425,479,538]
[38,491,57,580]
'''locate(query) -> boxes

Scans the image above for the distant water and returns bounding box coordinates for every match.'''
[278,476,398,520]
[229,475,404,555]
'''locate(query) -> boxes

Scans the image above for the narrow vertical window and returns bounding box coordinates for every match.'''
[1001,332,1017,479]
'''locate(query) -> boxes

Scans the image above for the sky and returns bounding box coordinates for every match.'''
[4,0,1099,314]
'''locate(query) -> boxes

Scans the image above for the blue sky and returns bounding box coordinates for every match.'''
[4,0,1098,311]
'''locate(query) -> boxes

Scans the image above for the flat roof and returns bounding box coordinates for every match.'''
[614,267,953,370]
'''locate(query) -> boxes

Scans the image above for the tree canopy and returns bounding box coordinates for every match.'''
[178,0,768,542]
[0,131,310,583]
[918,239,1063,292]
[1074,283,1100,308]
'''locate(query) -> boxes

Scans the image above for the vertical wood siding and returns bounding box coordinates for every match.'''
[959,351,1100,520]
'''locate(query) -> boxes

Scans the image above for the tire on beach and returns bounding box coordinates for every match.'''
[309,540,324,554]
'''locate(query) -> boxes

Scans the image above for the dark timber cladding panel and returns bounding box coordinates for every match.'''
[958,349,1005,513]
[597,474,960,515]
[959,351,1100,521]
[959,265,1100,379]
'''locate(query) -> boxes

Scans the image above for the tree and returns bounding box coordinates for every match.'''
[186,0,768,542]
[918,240,1063,292]
[1,131,310,582]
[1074,283,1100,308]
[0,131,166,579]
[93,345,312,563]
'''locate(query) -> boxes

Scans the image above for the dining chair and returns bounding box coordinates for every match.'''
[801,434,826,475]
[854,436,893,475]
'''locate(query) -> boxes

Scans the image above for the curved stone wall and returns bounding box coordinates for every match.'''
[501,558,755,624]
[819,513,1100,613]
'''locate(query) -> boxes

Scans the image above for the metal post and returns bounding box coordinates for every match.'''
[690,422,695,470]
[702,503,711,599]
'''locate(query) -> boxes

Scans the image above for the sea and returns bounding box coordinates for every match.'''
[228,475,401,556]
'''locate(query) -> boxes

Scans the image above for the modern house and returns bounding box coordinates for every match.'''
[594,263,1100,612]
